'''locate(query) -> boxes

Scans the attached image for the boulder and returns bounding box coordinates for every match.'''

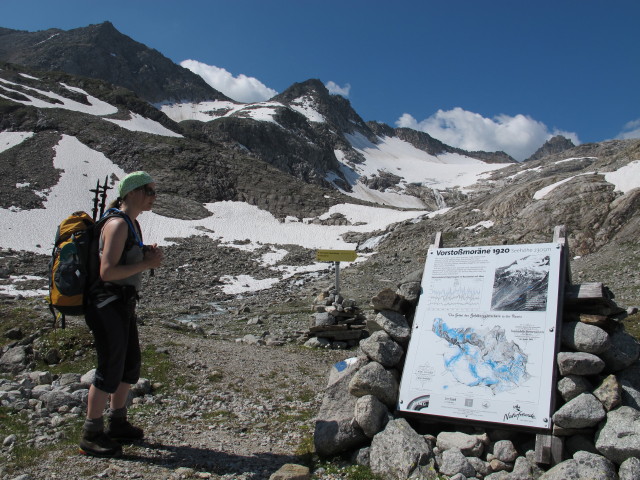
[354,395,389,438]
[538,459,580,480]
[595,406,640,464]
[617,363,640,409]
[359,330,404,368]
[436,431,485,457]
[557,352,605,376]
[599,327,640,372]
[0,346,28,374]
[592,374,622,411]
[572,450,618,480]
[552,393,606,429]
[314,357,369,456]
[369,418,434,480]
[619,457,640,480]
[561,321,610,354]
[439,448,476,478]
[348,361,399,407]
[367,310,411,344]
[41,390,82,412]
[557,375,592,402]
[491,439,519,463]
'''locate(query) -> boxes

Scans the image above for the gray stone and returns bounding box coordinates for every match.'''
[600,327,640,372]
[57,373,81,387]
[467,456,491,477]
[367,310,411,344]
[396,281,421,305]
[268,463,310,480]
[314,357,369,457]
[436,431,485,457]
[304,337,331,349]
[313,312,335,327]
[0,346,28,373]
[510,456,535,480]
[43,348,61,365]
[619,457,640,480]
[557,375,592,402]
[359,330,404,368]
[371,288,406,313]
[354,394,388,438]
[553,392,606,428]
[573,450,618,480]
[348,361,399,407]
[4,327,23,340]
[595,406,640,464]
[370,418,434,480]
[539,459,580,479]
[561,321,610,354]
[28,371,53,385]
[592,374,622,411]
[439,448,476,478]
[492,439,519,463]
[557,351,605,376]
[80,369,96,386]
[352,446,370,467]
[618,362,640,409]
[41,390,81,411]
[132,377,152,396]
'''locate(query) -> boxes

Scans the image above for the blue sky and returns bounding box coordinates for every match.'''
[2,0,639,160]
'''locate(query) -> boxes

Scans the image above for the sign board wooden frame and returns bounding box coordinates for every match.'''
[398,240,565,431]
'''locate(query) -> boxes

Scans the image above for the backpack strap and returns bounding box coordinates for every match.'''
[100,208,144,248]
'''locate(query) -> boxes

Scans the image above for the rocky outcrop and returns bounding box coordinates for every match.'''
[525,136,576,163]
[313,272,640,479]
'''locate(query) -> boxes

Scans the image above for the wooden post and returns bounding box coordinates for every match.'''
[534,225,570,466]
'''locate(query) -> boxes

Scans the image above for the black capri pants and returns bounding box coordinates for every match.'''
[85,286,141,394]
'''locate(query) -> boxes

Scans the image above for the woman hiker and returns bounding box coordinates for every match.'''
[80,171,163,457]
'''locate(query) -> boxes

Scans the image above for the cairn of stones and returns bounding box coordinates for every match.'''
[314,273,640,480]
[303,289,368,349]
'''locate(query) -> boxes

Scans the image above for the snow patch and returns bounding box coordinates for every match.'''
[604,160,640,193]
[0,131,34,153]
[105,113,183,137]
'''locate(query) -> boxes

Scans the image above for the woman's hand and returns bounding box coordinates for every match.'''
[143,243,163,270]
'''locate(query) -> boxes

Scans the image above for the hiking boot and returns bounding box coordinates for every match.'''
[79,430,123,458]
[106,417,144,442]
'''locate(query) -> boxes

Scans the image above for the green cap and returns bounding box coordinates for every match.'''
[117,171,154,198]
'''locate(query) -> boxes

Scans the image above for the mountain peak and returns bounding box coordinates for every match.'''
[525,135,575,162]
[0,23,230,104]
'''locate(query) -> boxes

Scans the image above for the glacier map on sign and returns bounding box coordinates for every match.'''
[432,318,530,394]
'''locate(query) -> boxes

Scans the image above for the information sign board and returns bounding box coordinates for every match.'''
[316,250,357,262]
[398,243,563,430]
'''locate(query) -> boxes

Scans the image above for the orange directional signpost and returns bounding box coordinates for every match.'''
[316,250,357,294]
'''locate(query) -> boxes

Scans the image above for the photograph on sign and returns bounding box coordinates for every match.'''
[398,243,563,430]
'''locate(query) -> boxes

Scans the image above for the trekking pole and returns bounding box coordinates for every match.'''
[90,180,100,221]
[98,176,111,219]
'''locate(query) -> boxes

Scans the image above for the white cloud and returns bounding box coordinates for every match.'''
[396,107,580,161]
[180,59,277,103]
[617,119,640,140]
[326,81,351,97]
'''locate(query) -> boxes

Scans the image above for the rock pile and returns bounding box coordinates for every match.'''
[0,368,152,452]
[313,272,640,480]
[303,289,368,349]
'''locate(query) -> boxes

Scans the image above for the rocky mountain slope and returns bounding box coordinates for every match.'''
[0,22,231,104]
